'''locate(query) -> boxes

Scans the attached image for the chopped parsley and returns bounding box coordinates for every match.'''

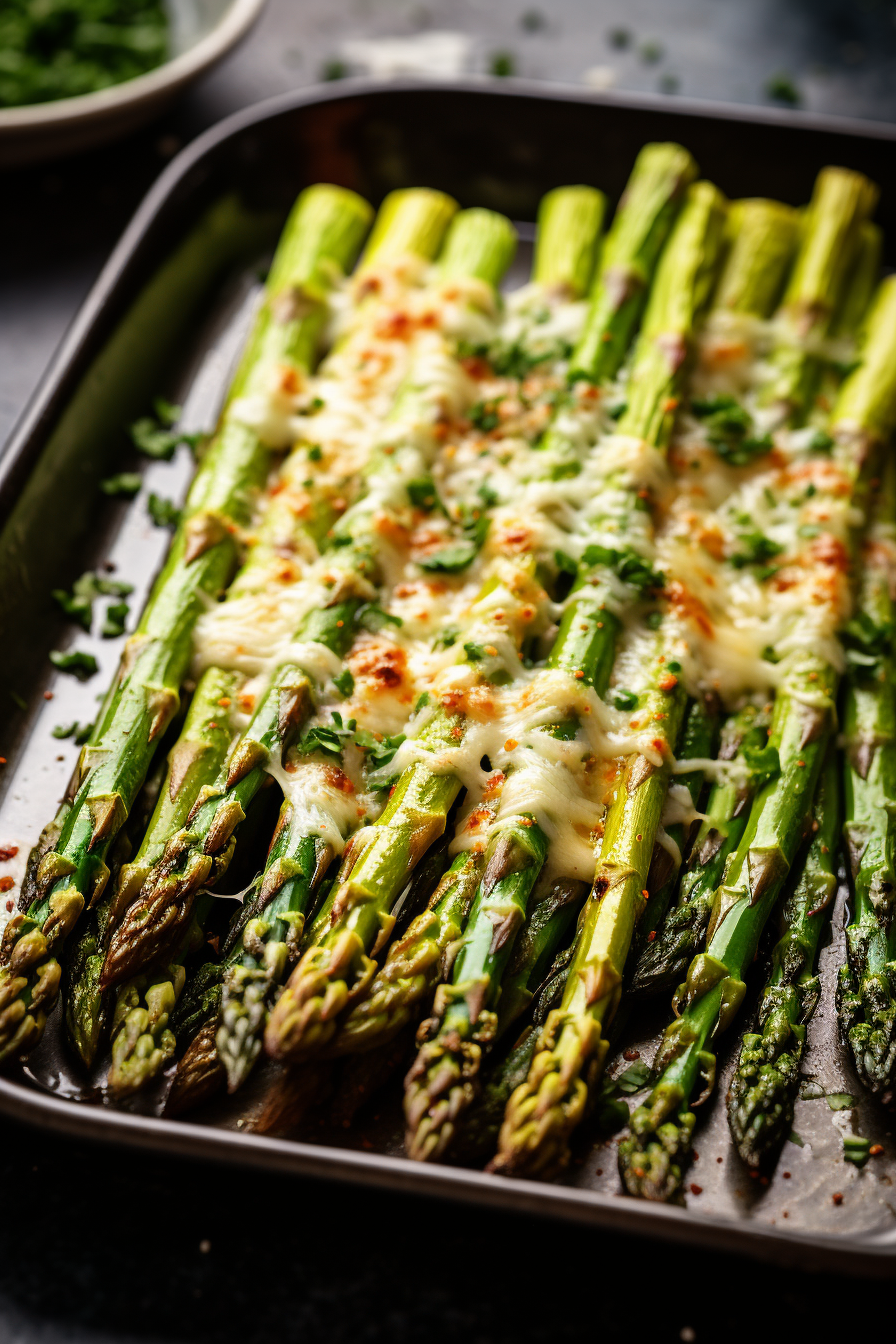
[53,571,134,631]
[147,493,181,528]
[49,650,98,680]
[691,394,773,467]
[100,473,141,498]
[52,720,94,744]
[581,543,663,592]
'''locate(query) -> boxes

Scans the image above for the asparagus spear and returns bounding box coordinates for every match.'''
[628,706,773,999]
[0,185,374,1066]
[759,168,878,424]
[100,207,517,1092]
[728,752,839,1168]
[619,269,896,1203]
[408,180,726,1167]
[837,452,896,1095]
[627,693,720,966]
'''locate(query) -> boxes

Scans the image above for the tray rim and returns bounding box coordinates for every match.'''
[2,1074,894,1275]
[4,76,896,1273]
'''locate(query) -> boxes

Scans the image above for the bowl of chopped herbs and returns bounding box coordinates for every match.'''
[0,0,266,165]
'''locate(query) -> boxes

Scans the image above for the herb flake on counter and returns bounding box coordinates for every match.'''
[49,650,98,680]
[100,473,141,498]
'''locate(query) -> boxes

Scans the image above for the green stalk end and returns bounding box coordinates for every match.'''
[532,186,606,297]
[438,207,518,290]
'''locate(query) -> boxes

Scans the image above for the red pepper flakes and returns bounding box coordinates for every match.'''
[716,1157,723,1164]
[658,672,679,692]
[0,876,14,893]
[832,1192,843,1205]
[43,691,53,700]
[623,1048,640,1061]
[336,620,344,628]
[0,759,6,767]
[782,1171,791,1178]
[217,697,231,709]
[504,739,518,751]
[647,930,656,941]
[663,398,680,413]
[689,1183,702,1196]
[0,845,18,861]
[5,900,12,913]
[574,670,585,679]
[870,1144,884,1156]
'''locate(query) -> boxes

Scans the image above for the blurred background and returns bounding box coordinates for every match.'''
[5,0,896,453]
[3,3,896,1340]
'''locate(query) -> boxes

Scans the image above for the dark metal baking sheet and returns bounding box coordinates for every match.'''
[2,79,896,1275]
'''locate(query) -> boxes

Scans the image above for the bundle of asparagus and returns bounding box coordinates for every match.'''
[3,146,895,1212]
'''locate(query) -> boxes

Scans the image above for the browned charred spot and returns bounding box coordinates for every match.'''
[321,763,355,795]
[460,354,492,380]
[665,580,714,639]
[349,638,408,691]
[746,847,789,905]
[494,522,533,553]
[627,755,657,793]
[808,533,849,573]
[695,828,725,868]
[849,737,877,780]
[374,309,414,341]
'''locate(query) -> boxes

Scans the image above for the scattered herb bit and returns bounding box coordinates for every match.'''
[691,394,772,466]
[730,528,784,574]
[826,1092,856,1111]
[418,484,496,574]
[358,603,402,634]
[129,410,199,461]
[605,398,628,421]
[433,626,459,650]
[798,523,822,539]
[807,429,835,454]
[407,477,439,511]
[659,73,680,94]
[581,543,663,592]
[594,1076,630,1132]
[464,642,486,662]
[52,720,94,744]
[489,51,516,77]
[49,650,98,680]
[554,550,578,577]
[469,399,501,433]
[10,691,27,711]
[645,611,663,630]
[520,9,546,32]
[742,742,781,779]
[414,691,431,713]
[615,1059,651,1093]
[153,397,181,427]
[321,59,347,81]
[843,1134,871,1167]
[639,39,664,64]
[613,690,639,711]
[766,72,801,107]
[333,669,355,698]
[296,713,357,761]
[788,1130,805,1147]
[101,601,130,638]
[307,444,323,462]
[355,728,406,771]
[608,27,631,49]
[53,571,134,630]
[147,493,181,528]
[100,473,141,498]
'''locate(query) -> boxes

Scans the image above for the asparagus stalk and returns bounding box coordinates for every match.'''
[728,752,840,1168]
[0,185,374,1065]
[64,668,239,1066]
[488,181,728,1180]
[100,207,517,1092]
[620,269,896,1203]
[760,168,878,424]
[628,706,773,998]
[628,693,720,965]
[837,452,896,1094]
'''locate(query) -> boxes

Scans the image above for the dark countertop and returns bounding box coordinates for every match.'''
[4,3,896,1339]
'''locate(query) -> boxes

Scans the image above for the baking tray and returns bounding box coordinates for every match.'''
[3,78,896,1275]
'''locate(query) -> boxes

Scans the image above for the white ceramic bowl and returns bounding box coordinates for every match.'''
[0,0,267,167]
